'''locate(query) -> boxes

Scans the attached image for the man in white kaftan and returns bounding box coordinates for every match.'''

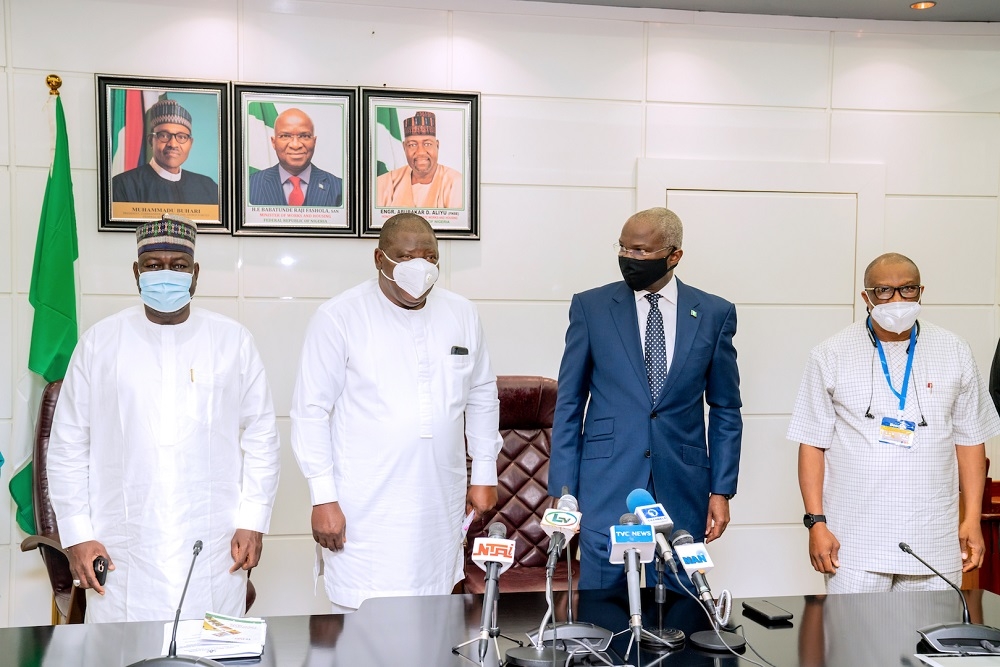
[291,213,501,612]
[48,215,280,622]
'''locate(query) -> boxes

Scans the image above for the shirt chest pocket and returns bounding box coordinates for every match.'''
[184,369,228,428]
[441,354,474,409]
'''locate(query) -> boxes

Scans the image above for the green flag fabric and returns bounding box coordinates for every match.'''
[9,94,79,535]
[375,106,405,176]
[246,100,279,176]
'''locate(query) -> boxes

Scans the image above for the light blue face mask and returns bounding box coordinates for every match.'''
[138,269,193,314]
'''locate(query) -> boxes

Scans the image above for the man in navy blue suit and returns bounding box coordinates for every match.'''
[549,207,742,593]
[248,108,343,207]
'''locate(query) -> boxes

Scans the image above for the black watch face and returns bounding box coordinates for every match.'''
[803,514,815,528]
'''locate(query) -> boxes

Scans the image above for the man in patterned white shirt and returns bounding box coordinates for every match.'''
[789,252,1000,594]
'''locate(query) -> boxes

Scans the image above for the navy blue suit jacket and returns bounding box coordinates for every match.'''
[548,278,742,546]
[248,164,343,207]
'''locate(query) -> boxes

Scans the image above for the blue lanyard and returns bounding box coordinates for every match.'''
[873,324,917,413]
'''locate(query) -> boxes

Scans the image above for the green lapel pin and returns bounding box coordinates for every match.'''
[690,309,698,318]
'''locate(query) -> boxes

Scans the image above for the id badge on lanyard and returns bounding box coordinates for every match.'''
[874,325,918,450]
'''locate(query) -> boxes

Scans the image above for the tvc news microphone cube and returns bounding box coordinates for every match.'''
[471,537,516,574]
[608,524,655,564]
[674,541,714,575]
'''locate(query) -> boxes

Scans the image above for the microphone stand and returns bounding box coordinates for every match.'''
[452,589,523,666]
[638,553,685,652]
[128,541,224,666]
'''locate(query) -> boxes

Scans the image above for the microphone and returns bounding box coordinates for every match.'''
[670,530,717,616]
[609,513,655,643]
[540,489,581,574]
[472,522,516,661]
[899,541,1000,653]
[900,542,969,623]
[626,488,678,574]
[127,540,224,666]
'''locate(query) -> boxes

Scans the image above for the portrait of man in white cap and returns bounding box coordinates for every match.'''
[111,99,219,205]
[376,110,463,210]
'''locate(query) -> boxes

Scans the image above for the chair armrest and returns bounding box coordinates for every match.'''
[20,534,67,555]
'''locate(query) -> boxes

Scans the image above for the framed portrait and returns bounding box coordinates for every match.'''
[96,75,229,232]
[233,84,357,236]
[361,89,480,239]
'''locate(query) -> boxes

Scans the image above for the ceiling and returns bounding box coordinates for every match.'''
[529,0,1000,22]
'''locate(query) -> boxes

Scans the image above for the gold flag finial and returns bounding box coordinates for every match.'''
[46,74,62,96]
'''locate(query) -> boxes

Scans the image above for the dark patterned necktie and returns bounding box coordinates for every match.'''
[645,293,667,399]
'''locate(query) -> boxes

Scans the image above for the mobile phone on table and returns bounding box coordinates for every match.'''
[742,599,793,623]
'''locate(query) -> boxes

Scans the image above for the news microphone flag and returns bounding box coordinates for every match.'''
[472,534,516,575]
[609,518,655,565]
[626,488,674,534]
[673,539,715,577]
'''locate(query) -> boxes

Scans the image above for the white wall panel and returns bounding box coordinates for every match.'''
[481,97,642,188]
[733,416,799,525]
[832,32,1000,113]
[0,73,9,165]
[241,237,377,300]
[268,418,312,537]
[710,524,826,597]
[646,104,829,163]
[242,1,448,89]
[0,421,11,548]
[0,298,10,421]
[735,306,854,416]
[0,548,9,628]
[450,185,631,301]
[80,295,136,331]
[250,536,332,618]
[0,168,10,294]
[10,0,238,79]
[452,12,644,100]
[186,235,240,298]
[647,23,830,108]
[666,190,857,305]
[475,302,569,381]
[831,111,1000,196]
[8,547,51,627]
[242,299,323,418]
[12,71,95,170]
[920,306,996,381]
[884,196,998,306]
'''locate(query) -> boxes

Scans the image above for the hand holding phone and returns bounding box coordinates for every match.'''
[94,556,109,586]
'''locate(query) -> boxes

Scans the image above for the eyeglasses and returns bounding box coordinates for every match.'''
[275,133,314,142]
[615,243,675,259]
[151,130,191,144]
[865,285,922,301]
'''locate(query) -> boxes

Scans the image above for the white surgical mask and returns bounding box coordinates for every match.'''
[138,269,193,314]
[381,255,439,299]
[870,301,921,334]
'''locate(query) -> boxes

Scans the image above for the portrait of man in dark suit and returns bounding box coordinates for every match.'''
[248,108,343,207]
[548,206,743,594]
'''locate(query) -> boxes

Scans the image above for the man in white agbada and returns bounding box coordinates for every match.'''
[291,213,502,613]
[47,214,280,622]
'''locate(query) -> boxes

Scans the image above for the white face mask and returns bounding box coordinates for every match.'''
[380,255,439,299]
[870,301,921,334]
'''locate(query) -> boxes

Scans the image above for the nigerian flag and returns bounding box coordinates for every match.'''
[376,107,406,176]
[247,101,279,176]
[8,93,79,535]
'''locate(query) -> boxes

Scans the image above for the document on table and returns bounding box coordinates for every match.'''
[160,612,266,659]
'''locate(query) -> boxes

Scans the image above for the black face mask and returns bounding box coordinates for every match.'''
[619,255,677,291]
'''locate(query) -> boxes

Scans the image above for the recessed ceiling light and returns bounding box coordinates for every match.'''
[910,1,936,9]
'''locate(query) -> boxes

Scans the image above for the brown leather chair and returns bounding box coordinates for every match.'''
[462,376,579,593]
[19,381,256,623]
[18,381,85,623]
[978,458,1000,593]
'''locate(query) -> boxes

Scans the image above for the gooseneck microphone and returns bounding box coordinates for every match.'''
[541,490,581,574]
[899,541,1000,654]
[626,488,678,574]
[127,540,224,666]
[899,542,969,623]
[670,530,716,614]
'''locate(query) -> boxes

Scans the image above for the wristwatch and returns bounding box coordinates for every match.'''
[803,513,826,529]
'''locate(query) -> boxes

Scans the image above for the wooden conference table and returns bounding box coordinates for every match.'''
[2,587,998,666]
